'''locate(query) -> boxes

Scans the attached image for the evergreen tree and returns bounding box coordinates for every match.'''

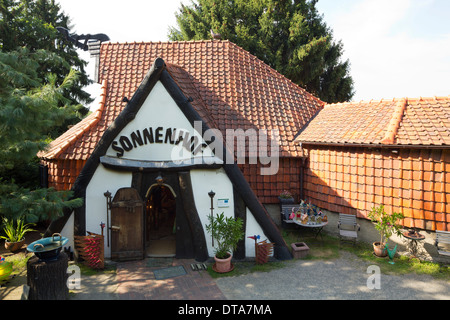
[0,0,92,126]
[169,0,354,103]
[0,0,92,191]
[0,48,82,223]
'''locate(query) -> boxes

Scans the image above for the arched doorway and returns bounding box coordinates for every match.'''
[145,180,177,257]
[133,171,208,261]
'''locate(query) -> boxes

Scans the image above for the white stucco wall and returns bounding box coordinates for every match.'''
[190,169,271,258]
[105,81,214,163]
[85,166,132,258]
[245,208,272,257]
[60,210,74,251]
[190,168,234,257]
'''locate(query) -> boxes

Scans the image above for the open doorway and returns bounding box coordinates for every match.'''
[145,182,177,257]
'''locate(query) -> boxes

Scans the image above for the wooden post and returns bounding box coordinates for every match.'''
[27,252,69,300]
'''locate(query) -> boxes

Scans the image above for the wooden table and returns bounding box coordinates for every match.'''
[292,220,328,239]
[402,230,425,258]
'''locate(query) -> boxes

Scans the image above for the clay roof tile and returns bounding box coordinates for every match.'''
[42,41,324,161]
[295,96,450,147]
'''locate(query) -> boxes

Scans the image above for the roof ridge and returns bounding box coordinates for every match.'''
[379,98,407,145]
[103,39,232,46]
[326,95,450,107]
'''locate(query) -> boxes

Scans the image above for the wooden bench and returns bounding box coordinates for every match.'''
[435,230,450,257]
[338,213,360,244]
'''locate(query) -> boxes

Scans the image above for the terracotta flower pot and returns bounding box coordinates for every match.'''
[5,238,25,253]
[213,253,233,273]
[373,241,387,257]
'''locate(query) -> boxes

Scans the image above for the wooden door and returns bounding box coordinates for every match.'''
[110,187,144,261]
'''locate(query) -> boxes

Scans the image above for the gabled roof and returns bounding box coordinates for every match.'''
[44,57,292,259]
[295,96,450,147]
[39,40,324,161]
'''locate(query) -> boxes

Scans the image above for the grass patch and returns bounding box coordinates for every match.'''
[207,229,450,281]
[75,261,116,276]
[283,229,450,280]
[2,251,115,279]
[3,252,32,276]
[356,248,450,280]
[282,229,342,260]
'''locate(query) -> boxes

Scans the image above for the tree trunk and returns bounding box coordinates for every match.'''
[27,252,68,300]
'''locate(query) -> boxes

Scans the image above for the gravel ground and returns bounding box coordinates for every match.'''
[3,251,449,300]
[215,251,450,300]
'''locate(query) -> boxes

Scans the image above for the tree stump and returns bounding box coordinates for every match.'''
[27,252,68,300]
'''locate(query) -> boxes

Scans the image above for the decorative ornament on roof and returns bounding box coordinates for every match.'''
[56,27,110,51]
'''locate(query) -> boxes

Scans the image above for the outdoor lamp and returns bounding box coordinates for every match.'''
[208,190,215,246]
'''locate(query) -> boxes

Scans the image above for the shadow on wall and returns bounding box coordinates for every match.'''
[302,145,450,232]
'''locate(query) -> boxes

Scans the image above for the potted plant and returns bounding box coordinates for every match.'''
[1,216,36,253]
[206,212,244,273]
[367,205,404,257]
[278,190,294,204]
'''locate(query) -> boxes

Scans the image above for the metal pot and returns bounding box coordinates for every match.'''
[27,233,68,261]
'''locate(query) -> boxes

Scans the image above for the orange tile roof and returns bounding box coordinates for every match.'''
[295,96,450,147]
[40,40,324,161]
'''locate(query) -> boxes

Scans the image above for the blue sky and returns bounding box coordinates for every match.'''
[56,0,450,103]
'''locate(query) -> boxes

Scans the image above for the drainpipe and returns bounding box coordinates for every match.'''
[299,143,308,201]
[300,157,305,201]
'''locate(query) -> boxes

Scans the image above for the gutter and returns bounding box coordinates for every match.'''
[298,141,450,150]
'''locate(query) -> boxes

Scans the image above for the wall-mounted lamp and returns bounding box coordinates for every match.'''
[208,190,215,246]
[103,190,112,247]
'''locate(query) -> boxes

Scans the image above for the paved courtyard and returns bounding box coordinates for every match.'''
[69,251,449,301]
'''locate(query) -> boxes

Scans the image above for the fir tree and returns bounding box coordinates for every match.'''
[0,48,82,223]
[0,0,92,191]
[0,0,92,126]
[169,0,354,103]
